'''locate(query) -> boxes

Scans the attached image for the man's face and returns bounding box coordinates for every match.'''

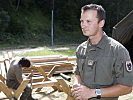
[80,10,100,37]
[22,67,27,70]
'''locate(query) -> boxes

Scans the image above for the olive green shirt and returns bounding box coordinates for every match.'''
[75,33,133,100]
[6,59,23,81]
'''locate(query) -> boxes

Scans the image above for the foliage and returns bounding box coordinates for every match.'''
[19,49,76,57]
[0,0,133,47]
[0,9,10,32]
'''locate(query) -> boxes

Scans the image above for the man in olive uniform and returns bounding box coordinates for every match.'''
[6,57,38,100]
[71,4,133,100]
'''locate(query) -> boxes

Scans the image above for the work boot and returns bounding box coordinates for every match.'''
[20,85,32,100]
[11,97,17,100]
[27,97,38,100]
[27,94,38,100]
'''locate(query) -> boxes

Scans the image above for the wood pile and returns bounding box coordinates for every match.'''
[0,52,75,100]
[23,55,76,74]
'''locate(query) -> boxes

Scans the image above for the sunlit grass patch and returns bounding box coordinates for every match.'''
[20,49,76,57]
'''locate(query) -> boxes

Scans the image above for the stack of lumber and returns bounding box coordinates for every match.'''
[0,54,31,100]
[28,55,76,63]
[0,52,75,100]
[24,55,76,74]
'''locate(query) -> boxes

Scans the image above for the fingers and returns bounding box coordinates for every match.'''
[73,91,82,100]
[73,84,81,88]
[71,86,80,96]
[28,73,34,77]
[71,85,82,100]
[71,84,88,100]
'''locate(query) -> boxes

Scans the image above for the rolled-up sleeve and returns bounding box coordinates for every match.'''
[75,49,80,75]
[115,47,133,86]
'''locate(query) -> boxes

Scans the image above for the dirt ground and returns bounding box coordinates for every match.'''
[0,75,70,100]
[1,46,133,100]
[33,87,133,100]
[1,89,133,100]
[1,74,133,100]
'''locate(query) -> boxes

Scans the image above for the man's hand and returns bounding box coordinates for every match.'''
[71,84,95,100]
[27,70,34,78]
[28,72,34,78]
[71,84,82,100]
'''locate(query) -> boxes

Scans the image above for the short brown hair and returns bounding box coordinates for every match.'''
[19,57,31,68]
[81,4,106,22]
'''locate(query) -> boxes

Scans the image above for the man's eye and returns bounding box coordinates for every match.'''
[87,20,90,23]
[80,20,83,23]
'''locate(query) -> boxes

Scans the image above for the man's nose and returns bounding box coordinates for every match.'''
[81,24,87,29]
[81,22,88,28]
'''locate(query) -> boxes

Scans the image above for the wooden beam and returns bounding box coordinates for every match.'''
[0,80,12,99]
[30,57,68,63]
[47,65,60,78]
[32,80,58,89]
[0,75,6,83]
[57,79,74,100]
[14,79,30,98]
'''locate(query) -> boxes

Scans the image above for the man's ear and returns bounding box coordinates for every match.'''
[99,20,105,28]
[19,64,22,67]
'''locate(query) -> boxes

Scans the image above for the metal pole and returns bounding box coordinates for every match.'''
[51,0,54,46]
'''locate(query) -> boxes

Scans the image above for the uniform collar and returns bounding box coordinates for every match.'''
[81,32,108,49]
[87,32,108,49]
[96,32,108,49]
[80,41,88,49]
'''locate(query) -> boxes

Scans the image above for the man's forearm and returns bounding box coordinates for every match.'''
[73,75,82,85]
[100,84,132,97]
[72,75,132,99]
[18,79,23,83]
[76,84,132,99]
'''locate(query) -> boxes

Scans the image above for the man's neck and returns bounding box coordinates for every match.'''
[89,31,104,45]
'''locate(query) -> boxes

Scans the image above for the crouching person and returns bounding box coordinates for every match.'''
[6,57,38,100]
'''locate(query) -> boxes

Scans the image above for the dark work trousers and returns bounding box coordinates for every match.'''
[6,79,33,100]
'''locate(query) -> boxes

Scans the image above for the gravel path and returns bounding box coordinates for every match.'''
[0,45,133,100]
[0,45,77,56]
[1,76,133,100]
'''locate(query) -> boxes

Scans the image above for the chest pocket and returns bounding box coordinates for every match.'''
[77,53,86,72]
[95,56,115,85]
[77,53,97,86]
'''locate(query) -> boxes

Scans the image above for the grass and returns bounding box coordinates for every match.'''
[19,49,76,57]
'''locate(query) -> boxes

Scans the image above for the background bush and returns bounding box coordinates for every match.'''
[0,0,133,47]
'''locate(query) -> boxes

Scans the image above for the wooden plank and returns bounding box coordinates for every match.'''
[23,69,74,75]
[30,57,68,63]
[0,80,12,99]
[14,79,30,98]
[57,79,74,100]
[34,66,50,92]
[32,80,58,89]
[4,60,10,73]
[47,65,60,78]
[32,76,44,83]
[28,55,76,62]
[34,66,60,92]
[0,61,7,81]
[3,53,9,60]
[68,56,76,61]
[24,63,74,74]
[51,70,74,74]
[28,55,62,59]
[23,63,74,75]
[28,55,63,62]
[34,63,74,69]
[8,51,13,60]
[23,57,75,74]
[36,64,74,72]
[34,61,71,65]
[0,74,6,83]
[36,67,48,80]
